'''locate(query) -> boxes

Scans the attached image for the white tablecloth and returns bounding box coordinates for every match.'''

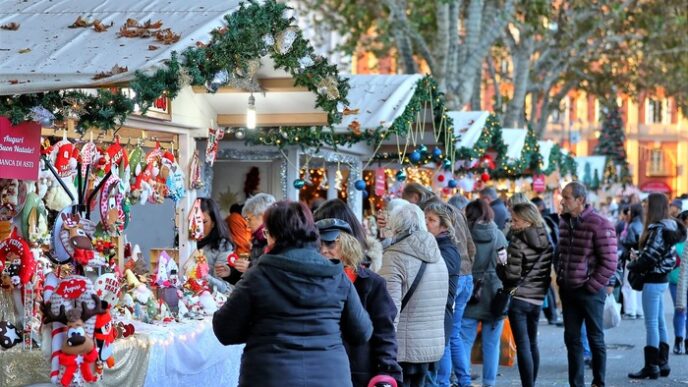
[132,318,244,387]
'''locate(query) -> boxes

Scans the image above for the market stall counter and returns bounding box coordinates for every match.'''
[0,317,243,387]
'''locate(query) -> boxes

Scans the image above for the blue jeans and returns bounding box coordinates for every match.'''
[437,275,473,387]
[457,318,504,387]
[669,283,687,339]
[508,299,542,387]
[560,286,607,387]
[581,324,591,359]
[642,282,669,347]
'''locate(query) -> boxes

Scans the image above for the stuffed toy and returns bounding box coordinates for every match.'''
[188,199,204,240]
[93,302,116,370]
[155,251,180,315]
[0,230,36,288]
[105,139,131,195]
[20,191,49,245]
[58,213,96,266]
[161,151,186,203]
[79,140,98,178]
[50,139,79,178]
[41,276,103,386]
[99,174,125,236]
[0,179,26,221]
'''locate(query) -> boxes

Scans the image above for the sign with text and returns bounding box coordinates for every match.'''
[0,116,41,180]
[533,174,546,193]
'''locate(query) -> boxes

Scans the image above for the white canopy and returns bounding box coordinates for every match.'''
[538,140,556,170]
[575,155,607,180]
[501,128,527,161]
[333,74,424,132]
[447,111,490,149]
[0,0,244,94]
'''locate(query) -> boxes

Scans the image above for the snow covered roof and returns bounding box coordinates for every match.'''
[501,128,527,161]
[0,0,241,94]
[333,74,424,131]
[447,111,490,149]
[575,155,607,180]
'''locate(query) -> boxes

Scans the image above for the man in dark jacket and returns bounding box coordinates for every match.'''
[480,187,509,230]
[557,182,618,387]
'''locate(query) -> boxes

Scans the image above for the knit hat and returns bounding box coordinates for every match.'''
[670,199,684,209]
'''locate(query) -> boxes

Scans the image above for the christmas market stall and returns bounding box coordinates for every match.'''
[0,0,347,385]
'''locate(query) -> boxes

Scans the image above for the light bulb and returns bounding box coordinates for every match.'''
[246,93,256,129]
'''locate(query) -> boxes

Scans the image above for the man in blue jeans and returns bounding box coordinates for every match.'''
[557,183,618,387]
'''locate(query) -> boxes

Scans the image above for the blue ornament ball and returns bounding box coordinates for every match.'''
[433,148,442,157]
[443,159,453,170]
[293,179,306,189]
[354,179,367,191]
[361,190,369,199]
[419,145,428,154]
[396,170,407,182]
[448,179,458,188]
[409,151,421,163]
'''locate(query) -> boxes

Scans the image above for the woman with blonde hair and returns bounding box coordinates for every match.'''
[497,202,553,387]
[424,201,463,387]
[317,218,402,386]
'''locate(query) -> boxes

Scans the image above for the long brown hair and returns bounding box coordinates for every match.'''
[640,193,670,248]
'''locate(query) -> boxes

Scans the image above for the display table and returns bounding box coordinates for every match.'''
[0,317,243,387]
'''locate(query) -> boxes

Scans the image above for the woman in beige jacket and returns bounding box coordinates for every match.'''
[379,203,449,387]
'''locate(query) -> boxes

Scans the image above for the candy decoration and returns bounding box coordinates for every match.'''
[293,179,306,189]
[354,180,367,191]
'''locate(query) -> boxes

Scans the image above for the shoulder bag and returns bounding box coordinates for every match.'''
[491,254,537,318]
[401,261,427,312]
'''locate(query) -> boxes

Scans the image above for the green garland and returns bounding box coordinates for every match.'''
[245,75,453,151]
[0,0,348,130]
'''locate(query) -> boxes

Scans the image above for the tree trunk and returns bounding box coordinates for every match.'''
[434,3,450,86]
[471,63,483,110]
[385,0,418,73]
[504,35,533,128]
[486,55,502,114]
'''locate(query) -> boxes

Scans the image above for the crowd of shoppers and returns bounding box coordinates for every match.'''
[207,184,688,387]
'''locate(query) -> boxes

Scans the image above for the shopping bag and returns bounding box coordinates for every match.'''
[499,319,516,367]
[470,322,483,365]
[603,293,621,329]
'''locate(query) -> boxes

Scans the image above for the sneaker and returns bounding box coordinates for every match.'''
[622,314,637,320]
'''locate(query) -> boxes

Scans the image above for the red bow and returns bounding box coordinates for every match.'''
[73,248,94,266]
[58,347,99,386]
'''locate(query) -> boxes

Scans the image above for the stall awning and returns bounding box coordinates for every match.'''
[501,128,527,161]
[447,111,490,149]
[538,140,555,171]
[575,155,607,179]
[0,0,240,94]
[333,74,424,132]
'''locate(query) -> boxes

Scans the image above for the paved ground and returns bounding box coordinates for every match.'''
[468,293,688,386]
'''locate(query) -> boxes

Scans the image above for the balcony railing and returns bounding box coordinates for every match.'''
[646,155,676,177]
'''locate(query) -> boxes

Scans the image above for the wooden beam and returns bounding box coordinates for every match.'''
[217,113,328,127]
[192,78,308,93]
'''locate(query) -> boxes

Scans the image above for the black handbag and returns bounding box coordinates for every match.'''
[491,256,537,318]
[468,276,483,304]
[628,270,645,291]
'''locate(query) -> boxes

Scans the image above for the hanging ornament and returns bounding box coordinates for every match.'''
[205,127,224,166]
[409,150,421,164]
[205,70,229,93]
[189,150,204,190]
[334,169,344,191]
[433,148,443,158]
[29,106,55,128]
[443,159,453,170]
[362,190,369,199]
[354,180,366,191]
[448,179,458,188]
[234,128,245,139]
[396,170,407,182]
[437,174,446,183]
[0,320,22,349]
[318,172,329,191]
[293,179,306,189]
[316,76,341,100]
[276,28,298,54]
[418,145,428,154]
[481,171,490,182]
[298,55,315,69]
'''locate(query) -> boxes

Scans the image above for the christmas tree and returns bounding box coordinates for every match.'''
[594,99,631,183]
[583,162,592,187]
[592,169,601,190]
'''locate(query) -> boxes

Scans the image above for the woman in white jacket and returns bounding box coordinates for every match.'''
[379,203,449,387]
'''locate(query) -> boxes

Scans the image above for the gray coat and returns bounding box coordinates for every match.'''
[464,221,508,321]
[379,231,449,363]
[202,239,234,293]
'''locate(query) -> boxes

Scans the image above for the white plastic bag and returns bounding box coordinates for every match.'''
[603,294,621,329]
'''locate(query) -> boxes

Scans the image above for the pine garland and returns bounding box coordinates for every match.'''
[0,0,348,131]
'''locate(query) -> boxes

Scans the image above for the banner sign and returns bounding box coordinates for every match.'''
[533,174,546,193]
[0,117,41,180]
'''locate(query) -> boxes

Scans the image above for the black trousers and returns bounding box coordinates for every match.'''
[508,298,542,387]
[559,286,607,387]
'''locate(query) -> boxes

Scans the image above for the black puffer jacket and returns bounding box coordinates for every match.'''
[628,219,687,283]
[498,225,553,301]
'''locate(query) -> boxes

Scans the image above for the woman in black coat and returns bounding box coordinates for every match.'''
[497,203,553,387]
[316,218,402,387]
[213,202,373,387]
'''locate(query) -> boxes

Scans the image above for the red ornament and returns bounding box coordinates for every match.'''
[437,174,445,182]
[481,172,490,182]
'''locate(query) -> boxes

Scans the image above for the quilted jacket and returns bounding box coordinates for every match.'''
[379,231,448,363]
[556,205,618,293]
[628,218,687,283]
[498,225,553,302]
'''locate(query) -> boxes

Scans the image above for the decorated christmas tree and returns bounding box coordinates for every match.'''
[592,168,601,190]
[583,162,592,187]
[594,100,631,183]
